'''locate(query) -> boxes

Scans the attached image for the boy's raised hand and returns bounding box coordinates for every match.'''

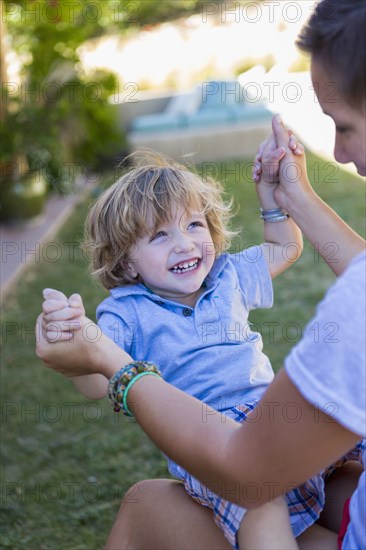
[42,288,85,342]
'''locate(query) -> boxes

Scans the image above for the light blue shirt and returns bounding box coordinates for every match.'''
[97,246,275,410]
[286,251,366,549]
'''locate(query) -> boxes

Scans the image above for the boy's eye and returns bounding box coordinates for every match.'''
[189,221,204,229]
[149,230,167,242]
[336,126,348,134]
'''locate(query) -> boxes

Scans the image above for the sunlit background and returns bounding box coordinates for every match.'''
[2,0,345,167]
[78,1,339,163]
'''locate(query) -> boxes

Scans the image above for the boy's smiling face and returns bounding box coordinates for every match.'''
[127,202,216,307]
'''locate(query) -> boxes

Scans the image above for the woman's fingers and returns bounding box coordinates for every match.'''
[43,328,77,342]
[42,299,69,314]
[43,306,84,323]
[41,317,82,343]
[253,123,303,183]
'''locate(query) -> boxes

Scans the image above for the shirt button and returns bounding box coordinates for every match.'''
[182,308,192,317]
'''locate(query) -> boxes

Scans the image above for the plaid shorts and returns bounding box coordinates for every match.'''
[170,404,366,550]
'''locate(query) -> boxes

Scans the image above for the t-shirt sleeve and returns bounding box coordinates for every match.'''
[231,245,273,310]
[96,297,137,355]
[285,253,366,437]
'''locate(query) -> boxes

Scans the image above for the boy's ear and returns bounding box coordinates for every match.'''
[125,244,140,279]
[126,261,138,279]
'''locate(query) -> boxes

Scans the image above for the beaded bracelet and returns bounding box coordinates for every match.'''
[260,207,289,222]
[108,361,162,416]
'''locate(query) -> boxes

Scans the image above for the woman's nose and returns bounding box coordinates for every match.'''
[334,135,350,165]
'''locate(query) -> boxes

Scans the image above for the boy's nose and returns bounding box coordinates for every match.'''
[173,232,195,253]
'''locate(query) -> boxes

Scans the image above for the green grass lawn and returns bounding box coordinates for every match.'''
[1,154,365,548]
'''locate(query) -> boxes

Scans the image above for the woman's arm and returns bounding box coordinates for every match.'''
[255,133,304,278]
[127,368,360,508]
[36,314,360,508]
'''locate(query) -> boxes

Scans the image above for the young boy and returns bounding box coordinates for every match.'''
[42,136,322,549]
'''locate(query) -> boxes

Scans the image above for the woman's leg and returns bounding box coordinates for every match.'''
[104,478,231,550]
[296,460,363,550]
[296,524,338,549]
[318,461,363,532]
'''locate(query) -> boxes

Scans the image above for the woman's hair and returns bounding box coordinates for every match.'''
[85,150,236,289]
[296,0,366,108]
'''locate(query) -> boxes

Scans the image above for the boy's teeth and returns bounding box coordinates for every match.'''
[170,259,199,273]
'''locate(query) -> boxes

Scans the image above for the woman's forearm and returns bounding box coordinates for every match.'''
[128,376,241,492]
[286,189,365,276]
[127,370,360,508]
[36,316,360,508]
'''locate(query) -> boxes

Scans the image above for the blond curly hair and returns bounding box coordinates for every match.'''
[85,150,236,290]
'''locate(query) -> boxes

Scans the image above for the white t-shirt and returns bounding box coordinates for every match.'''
[285,251,366,549]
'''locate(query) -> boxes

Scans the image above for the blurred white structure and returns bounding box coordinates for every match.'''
[79,2,316,89]
[79,2,358,172]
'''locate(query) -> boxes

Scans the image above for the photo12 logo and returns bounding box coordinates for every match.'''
[201,2,319,25]
[3,2,141,24]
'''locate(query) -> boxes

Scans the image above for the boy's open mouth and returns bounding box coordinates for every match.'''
[169,258,200,273]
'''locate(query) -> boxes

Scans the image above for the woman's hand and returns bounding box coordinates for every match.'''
[253,125,302,185]
[36,310,104,377]
[36,289,133,379]
[270,115,313,210]
[253,115,312,212]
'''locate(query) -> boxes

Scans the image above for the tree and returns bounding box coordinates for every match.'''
[1,0,226,193]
